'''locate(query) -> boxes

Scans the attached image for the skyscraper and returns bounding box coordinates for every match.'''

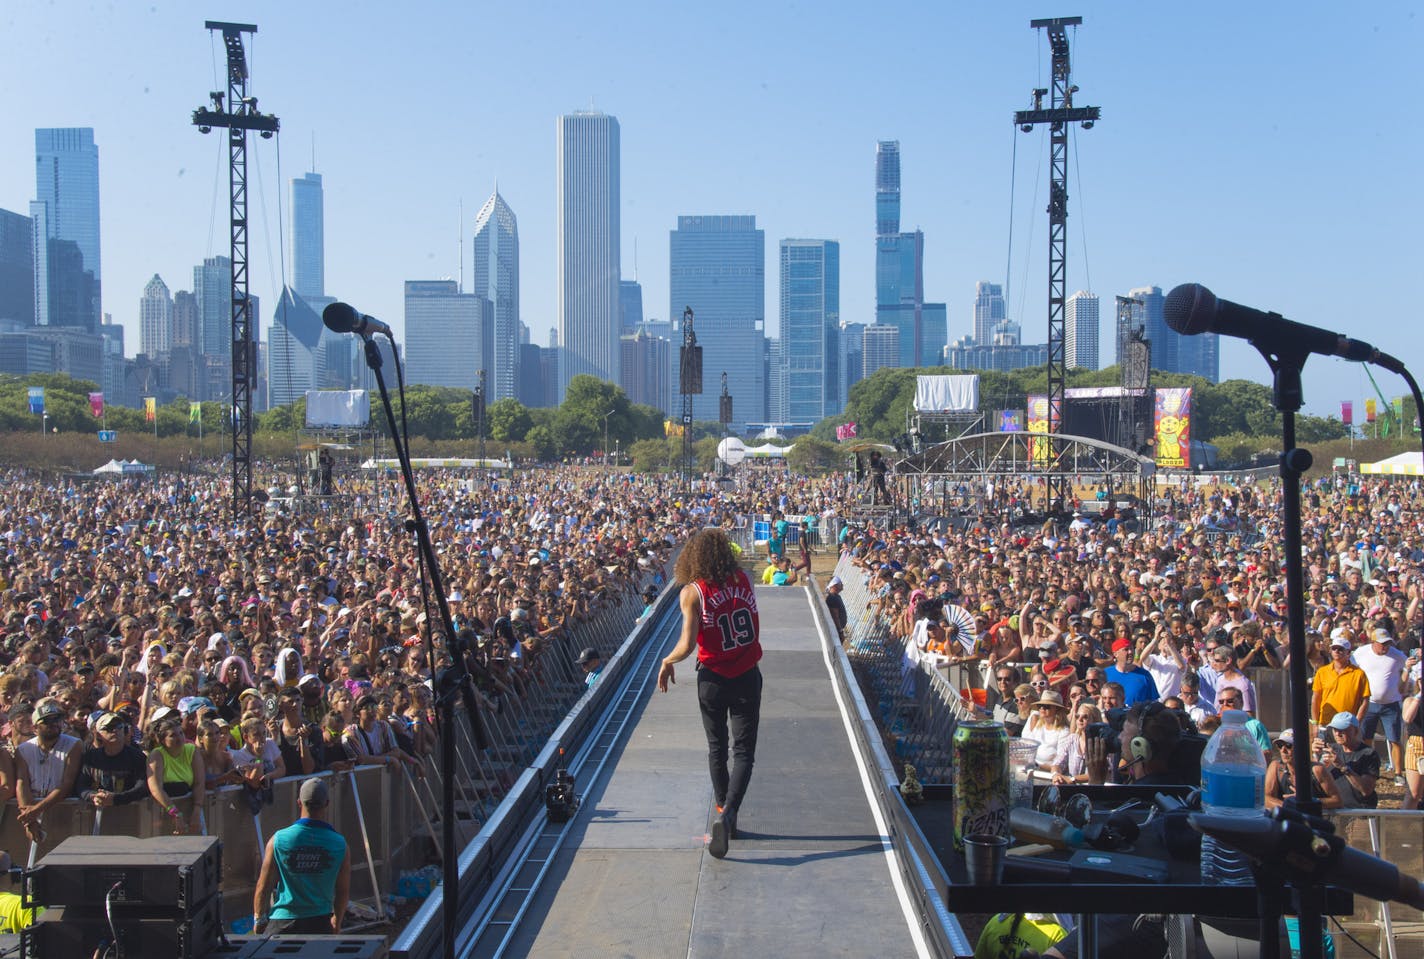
[404,280,485,389]
[874,141,927,367]
[669,216,766,426]
[0,208,33,326]
[472,189,520,402]
[139,274,173,358]
[619,279,643,333]
[557,111,620,401]
[33,128,101,331]
[781,239,840,422]
[194,256,232,359]
[290,172,324,301]
[973,282,1007,345]
[861,325,900,377]
[266,287,325,408]
[1065,291,1099,370]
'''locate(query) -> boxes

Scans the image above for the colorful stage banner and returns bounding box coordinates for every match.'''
[144,397,157,422]
[1026,395,1050,463]
[1341,401,1353,425]
[190,402,202,424]
[1154,387,1192,469]
[1366,398,1377,423]
[89,392,104,418]
[27,387,44,415]
[999,410,1022,432]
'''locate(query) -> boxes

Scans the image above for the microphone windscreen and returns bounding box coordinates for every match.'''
[1163,283,1216,336]
[322,302,360,334]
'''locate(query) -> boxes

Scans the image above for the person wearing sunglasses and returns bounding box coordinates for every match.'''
[1263,728,1340,811]
[76,711,148,810]
[14,699,82,845]
[991,668,1026,735]
[1310,630,1370,732]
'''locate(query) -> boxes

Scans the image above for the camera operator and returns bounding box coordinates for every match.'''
[1085,700,1201,787]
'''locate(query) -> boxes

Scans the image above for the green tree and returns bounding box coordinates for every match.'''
[629,437,675,472]
[487,397,532,442]
[526,424,559,461]
[786,436,842,474]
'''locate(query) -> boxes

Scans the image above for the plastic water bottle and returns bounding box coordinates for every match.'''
[1199,709,1267,884]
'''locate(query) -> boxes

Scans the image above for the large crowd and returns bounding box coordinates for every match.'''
[0,464,812,839]
[846,472,1424,810]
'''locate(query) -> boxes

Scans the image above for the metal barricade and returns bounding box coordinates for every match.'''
[833,553,973,785]
[1324,807,1424,959]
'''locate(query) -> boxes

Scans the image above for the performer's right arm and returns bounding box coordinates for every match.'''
[658,585,701,693]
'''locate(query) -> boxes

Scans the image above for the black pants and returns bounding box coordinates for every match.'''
[268,914,334,934]
[697,664,762,814]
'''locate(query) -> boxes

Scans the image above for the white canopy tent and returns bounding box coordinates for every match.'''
[1360,451,1423,476]
[93,458,154,475]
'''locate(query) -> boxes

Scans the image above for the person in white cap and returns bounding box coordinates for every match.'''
[254,776,350,934]
[1311,630,1371,732]
[823,576,847,641]
[1352,626,1408,782]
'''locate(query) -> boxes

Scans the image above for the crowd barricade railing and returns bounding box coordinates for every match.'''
[832,553,973,785]
[1323,807,1424,959]
[0,579,656,933]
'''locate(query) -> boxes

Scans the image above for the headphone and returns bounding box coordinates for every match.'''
[1127,701,1183,765]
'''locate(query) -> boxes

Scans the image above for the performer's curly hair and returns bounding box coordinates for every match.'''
[674,528,740,586]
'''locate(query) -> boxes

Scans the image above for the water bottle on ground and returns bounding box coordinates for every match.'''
[1199,709,1267,884]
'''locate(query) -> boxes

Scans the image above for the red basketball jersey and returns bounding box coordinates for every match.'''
[694,569,762,678]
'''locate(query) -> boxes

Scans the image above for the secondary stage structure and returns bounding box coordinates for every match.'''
[192,21,280,517]
[1014,16,1100,515]
[896,430,1155,520]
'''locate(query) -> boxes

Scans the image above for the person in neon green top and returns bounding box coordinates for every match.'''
[145,716,206,835]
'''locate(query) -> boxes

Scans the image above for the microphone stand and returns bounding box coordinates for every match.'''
[1255,341,1325,959]
[359,334,488,959]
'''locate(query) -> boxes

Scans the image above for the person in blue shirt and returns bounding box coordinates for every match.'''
[1104,637,1159,708]
[254,777,350,935]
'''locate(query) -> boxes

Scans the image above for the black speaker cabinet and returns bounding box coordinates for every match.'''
[21,893,222,959]
[24,835,222,913]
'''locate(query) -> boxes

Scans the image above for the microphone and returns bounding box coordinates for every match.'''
[1190,811,1424,909]
[322,302,393,340]
[1164,284,1402,374]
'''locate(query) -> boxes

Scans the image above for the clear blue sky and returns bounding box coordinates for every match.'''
[2,1,1419,416]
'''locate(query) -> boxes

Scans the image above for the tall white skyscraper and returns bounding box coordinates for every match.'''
[1065,290,1100,370]
[473,189,520,402]
[405,280,484,389]
[139,274,172,357]
[556,111,620,401]
[973,281,1006,345]
[290,172,324,301]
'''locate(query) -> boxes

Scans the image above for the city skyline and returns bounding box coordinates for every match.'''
[0,4,1418,417]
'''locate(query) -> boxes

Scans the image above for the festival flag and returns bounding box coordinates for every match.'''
[144,396,156,422]
[999,410,1022,432]
[189,401,201,425]
[1365,398,1377,423]
[834,422,858,442]
[1026,395,1050,463]
[1341,401,1353,425]
[89,392,105,418]
[663,419,684,438]
[1393,397,1404,423]
[27,387,44,416]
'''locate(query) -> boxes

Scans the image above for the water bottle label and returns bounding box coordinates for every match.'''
[1202,768,1263,808]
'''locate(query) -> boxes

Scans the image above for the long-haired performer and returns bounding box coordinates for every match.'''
[657,528,763,859]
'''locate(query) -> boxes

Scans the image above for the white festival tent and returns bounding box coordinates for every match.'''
[1360,451,1423,476]
[93,458,154,475]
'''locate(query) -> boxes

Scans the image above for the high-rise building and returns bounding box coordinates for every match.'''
[1065,291,1099,370]
[557,111,620,401]
[619,279,643,334]
[945,336,1049,372]
[290,172,324,301]
[765,338,787,423]
[472,189,520,402]
[33,128,101,331]
[404,280,485,389]
[921,303,947,367]
[973,282,1007,346]
[1175,326,1220,383]
[619,329,670,411]
[861,325,900,377]
[172,290,198,350]
[669,216,766,426]
[267,287,326,408]
[780,239,840,422]
[874,141,929,367]
[194,256,232,359]
[839,321,866,402]
[139,274,173,358]
[0,208,33,326]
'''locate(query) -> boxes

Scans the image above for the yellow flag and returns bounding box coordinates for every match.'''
[144,397,156,422]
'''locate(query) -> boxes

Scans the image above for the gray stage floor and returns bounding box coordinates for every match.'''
[499,585,925,958]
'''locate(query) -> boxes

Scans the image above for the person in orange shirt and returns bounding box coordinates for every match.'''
[1311,630,1371,731]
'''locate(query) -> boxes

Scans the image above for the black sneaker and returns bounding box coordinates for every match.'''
[709,810,734,859]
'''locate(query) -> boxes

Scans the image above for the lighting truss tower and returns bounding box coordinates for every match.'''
[1014,16,1099,514]
[679,307,699,483]
[192,21,279,518]
[718,371,732,432]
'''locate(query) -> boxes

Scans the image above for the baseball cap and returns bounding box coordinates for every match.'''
[1273,728,1295,745]
[1111,638,1132,653]
[32,699,64,723]
[828,576,843,589]
[576,647,600,666]
[96,711,129,732]
[297,674,322,691]
[299,777,330,809]
[1327,712,1359,731]
[1329,633,1353,649]
[1371,628,1395,644]
[149,706,178,725]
